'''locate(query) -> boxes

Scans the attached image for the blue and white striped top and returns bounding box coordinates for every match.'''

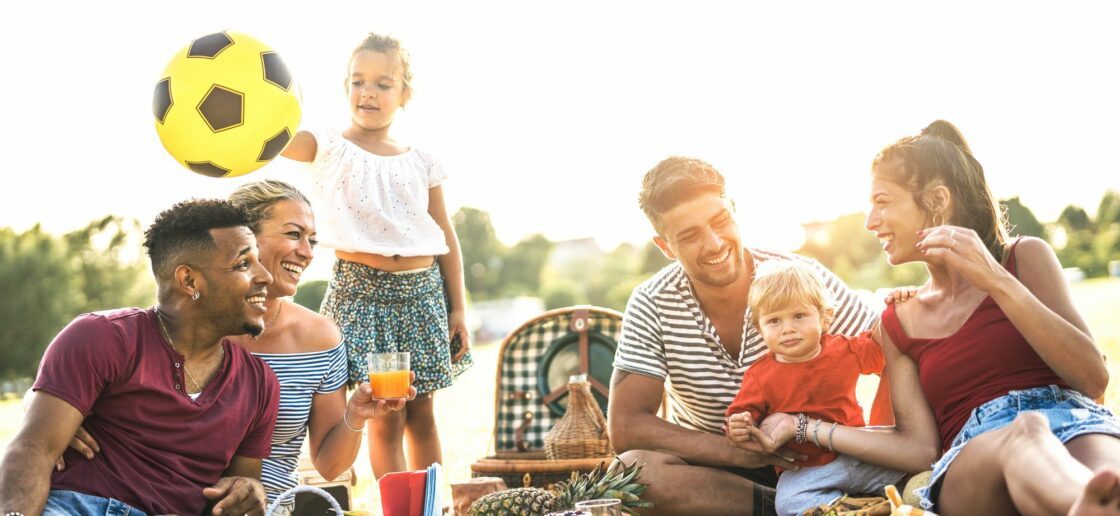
[254,341,349,507]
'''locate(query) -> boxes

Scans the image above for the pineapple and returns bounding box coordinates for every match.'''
[468,458,654,516]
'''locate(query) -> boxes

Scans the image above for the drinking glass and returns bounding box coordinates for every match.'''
[574,498,622,516]
[366,351,411,399]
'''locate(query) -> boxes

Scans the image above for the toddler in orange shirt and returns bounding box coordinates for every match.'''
[725,260,904,516]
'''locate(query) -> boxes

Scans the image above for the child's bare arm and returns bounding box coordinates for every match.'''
[428,185,470,361]
[280,130,317,162]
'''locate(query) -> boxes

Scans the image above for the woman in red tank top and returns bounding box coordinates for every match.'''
[729,121,1120,515]
[863,121,1120,514]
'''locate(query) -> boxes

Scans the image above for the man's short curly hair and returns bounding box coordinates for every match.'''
[143,199,252,278]
[639,156,726,234]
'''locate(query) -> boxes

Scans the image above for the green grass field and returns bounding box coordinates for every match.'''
[2,278,1118,512]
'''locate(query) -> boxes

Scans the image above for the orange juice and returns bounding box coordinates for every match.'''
[369,370,410,399]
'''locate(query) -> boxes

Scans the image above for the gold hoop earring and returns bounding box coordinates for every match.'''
[932,212,945,227]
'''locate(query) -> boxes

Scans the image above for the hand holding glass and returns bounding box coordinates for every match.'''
[367,351,411,399]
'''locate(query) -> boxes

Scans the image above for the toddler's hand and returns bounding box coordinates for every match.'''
[884,286,918,304]
[725,412,764,452]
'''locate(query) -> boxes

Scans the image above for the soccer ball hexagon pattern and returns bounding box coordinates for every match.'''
[153,31,301,178]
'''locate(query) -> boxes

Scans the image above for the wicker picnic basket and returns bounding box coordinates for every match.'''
[471,452,615,489]
[543,375,612,460]
[470,306,622,488]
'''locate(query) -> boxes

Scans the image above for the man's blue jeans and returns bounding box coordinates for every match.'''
[43,489,146,516]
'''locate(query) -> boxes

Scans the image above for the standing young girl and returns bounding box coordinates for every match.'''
[281,33,472,478]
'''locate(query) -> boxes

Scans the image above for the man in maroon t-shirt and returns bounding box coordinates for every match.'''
[0,200,281,515]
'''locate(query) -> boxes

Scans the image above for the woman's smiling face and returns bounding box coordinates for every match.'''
[255,199,317,298]
[865,176,927,265]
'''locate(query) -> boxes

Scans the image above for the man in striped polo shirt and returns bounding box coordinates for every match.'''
[609,157,878,515]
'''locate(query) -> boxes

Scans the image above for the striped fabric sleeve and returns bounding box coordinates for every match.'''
[614,288,669,380]
[809,258,878,337]
[317,341,349,394]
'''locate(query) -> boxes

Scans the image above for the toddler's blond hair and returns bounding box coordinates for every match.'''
[748,260,834,331]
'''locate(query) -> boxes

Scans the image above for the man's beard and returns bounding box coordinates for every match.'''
[245,322,265,338]
[691,249,742,288]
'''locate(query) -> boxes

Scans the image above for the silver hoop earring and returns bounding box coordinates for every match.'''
[191,292,200,301]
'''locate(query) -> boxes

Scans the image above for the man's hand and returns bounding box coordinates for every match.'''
[202,476,266,515]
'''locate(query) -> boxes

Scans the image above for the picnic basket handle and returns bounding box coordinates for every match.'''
[267,485,343,515]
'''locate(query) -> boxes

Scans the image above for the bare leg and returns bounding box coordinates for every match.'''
[1068,467,1120,516]
[1066,435,1120,516]
[403,394,442,470]
[1066,434,1120,473]
[939,412,1092,516]
[619,449,771,515]
[368,405,407,479]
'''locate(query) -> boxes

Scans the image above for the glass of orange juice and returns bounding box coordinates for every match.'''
[367,351,411,399]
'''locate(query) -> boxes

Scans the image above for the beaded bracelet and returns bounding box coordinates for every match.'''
[794,412,808,444]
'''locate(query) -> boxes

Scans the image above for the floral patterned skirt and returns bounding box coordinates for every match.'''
[320,259,472,393]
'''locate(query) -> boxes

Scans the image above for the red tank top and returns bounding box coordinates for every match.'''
[881,239,1068,452]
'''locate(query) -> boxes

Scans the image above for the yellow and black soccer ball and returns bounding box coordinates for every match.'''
[153,31,301,178]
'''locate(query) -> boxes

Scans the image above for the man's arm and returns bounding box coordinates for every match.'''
[202,456,267,516]
[0,392,87,513]
[608,369,797,469]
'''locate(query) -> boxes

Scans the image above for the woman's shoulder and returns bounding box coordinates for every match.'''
[284,301,343,352]
[1006,236,1061,275]
[1007,235,1052,256]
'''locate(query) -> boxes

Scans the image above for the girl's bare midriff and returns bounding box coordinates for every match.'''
[336,250,435,272]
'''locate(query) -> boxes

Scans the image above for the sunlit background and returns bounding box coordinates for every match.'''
[4,1,1119,282]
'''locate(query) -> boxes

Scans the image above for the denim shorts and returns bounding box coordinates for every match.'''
[44,489,146,516]
[917,385,1120,510]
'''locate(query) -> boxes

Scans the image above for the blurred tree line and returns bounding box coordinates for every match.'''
[451,207,672,310]
[1,217,154,382]
[1053,191,1120,277]
[2,192,1117,381]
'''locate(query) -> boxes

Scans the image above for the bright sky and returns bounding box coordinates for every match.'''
[4,2,1119,280]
